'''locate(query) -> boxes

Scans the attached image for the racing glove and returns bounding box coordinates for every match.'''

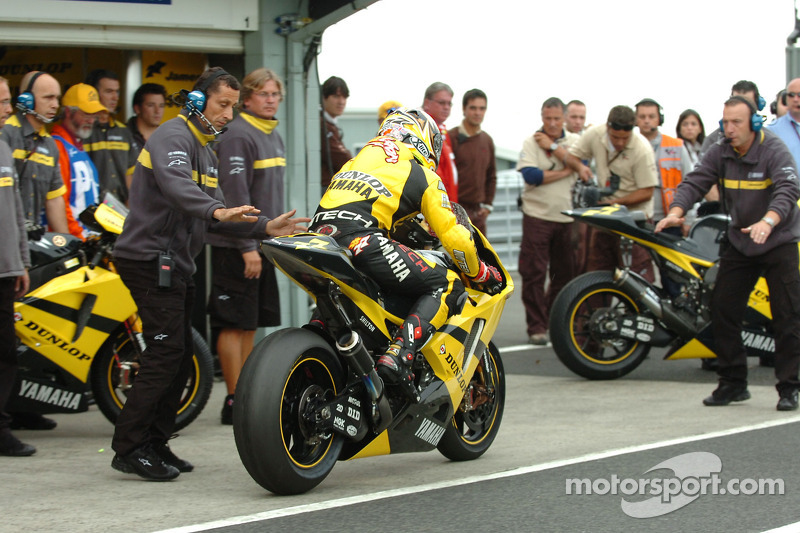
[472,261,503,295]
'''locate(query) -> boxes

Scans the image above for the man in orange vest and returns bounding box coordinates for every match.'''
[635,98,694,295]
[635,99,694,223]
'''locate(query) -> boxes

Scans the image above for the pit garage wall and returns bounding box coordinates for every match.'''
[0,0,382,334]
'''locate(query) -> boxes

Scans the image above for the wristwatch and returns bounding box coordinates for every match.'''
[762,216,776,227]
[549,142,559,152]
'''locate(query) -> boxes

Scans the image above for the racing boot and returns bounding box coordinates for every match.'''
[377,338,420,403]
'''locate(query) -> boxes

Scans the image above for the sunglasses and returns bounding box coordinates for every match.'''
[787,92,800,98]
[608,121,634,131]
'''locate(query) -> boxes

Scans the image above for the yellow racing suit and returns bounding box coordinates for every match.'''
[310,134,483,347]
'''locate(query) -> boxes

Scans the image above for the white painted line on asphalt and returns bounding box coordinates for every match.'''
[498,344,549,353]
[762,522,800,533]
[155,414,800,533]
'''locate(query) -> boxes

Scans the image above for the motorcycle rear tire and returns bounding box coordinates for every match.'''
[550,271,650,380]
[234,327,345,495]
[437,342,505,461]
[90,326,214,431]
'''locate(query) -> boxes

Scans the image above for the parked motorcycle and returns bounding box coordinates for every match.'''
[234,218,512,495]
[11,195,214,430]
[549,204,776,380]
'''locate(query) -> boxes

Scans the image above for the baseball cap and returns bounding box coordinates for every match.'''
[62,83,108,114]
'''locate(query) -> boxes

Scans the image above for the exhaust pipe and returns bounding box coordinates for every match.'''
[614,269,697,339]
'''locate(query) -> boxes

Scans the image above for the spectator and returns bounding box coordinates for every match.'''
[84,69,138,203]
[422,82,458,202]
[657,96,800,411]
[635,99,694,222]
[127,83,166,156]
[517,97,579,345]
[767,78,800,170]
[564,105,659,281]
[700,80,764,160]
[110,67,308,481]
[565,99,591,274]
[449,89,496,235]
[769,89,787,123]
[1,71,68,236]
[565,100,589,135]
[206,68,286,425]
[676,109,706,166]
[50,83,107,240]
[320,76,352,189]
[378,100,402,124]
[0,75,34,457]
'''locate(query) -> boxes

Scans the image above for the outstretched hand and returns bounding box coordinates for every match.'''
[214,205,261,223]
[655,213,684,233]
[266,209,311,237]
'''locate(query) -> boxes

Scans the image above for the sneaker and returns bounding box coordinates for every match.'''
[221,394,234,425]
[0,431,36,457]
[9,412,57,430]
[529,333,548,346]
[376,343,420,403]
[702,383,751,406]
[777,390,799,411]
[111,444,180,481]
[153,443,194,472]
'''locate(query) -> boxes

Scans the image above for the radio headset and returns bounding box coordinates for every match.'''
[719,95,764,133]
[180,68,230,137]
[635,98,664,128]
[16,71,54,124]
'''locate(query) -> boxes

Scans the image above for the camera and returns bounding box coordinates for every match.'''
[572,172,621,208]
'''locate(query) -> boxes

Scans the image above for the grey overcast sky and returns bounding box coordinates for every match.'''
[318,0,794,152]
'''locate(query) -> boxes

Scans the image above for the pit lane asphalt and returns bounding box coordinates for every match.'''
[4,273,799,533]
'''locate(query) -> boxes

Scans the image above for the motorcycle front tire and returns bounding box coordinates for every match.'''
[549,271,651,380]
[90,326,214,431]
[437,341,505,461]
[234,327,345,495]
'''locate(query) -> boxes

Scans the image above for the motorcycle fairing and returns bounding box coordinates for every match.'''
[566,206,716,278]
[14,266,136,381]
[6,350,90,414]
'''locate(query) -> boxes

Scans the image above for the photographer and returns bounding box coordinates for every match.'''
[563,105,659,281]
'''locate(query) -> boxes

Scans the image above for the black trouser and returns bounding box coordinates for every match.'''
[112,258,195,456]
[0,278,17,433]
[712,243,800,394]
[341,232,465,343]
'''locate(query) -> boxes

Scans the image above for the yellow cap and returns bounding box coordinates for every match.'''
[378,100,403,122]
[62,83,108,114]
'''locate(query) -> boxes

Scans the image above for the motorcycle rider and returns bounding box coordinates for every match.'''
[657,96,800,411]
[309,107,502,402]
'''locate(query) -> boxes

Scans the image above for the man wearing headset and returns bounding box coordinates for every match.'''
[111,67,308,481]
[767,78,800,169]
[0,71,68,235]
[700,80,764,160]
[657,96,800,411]
[0,76,35,457]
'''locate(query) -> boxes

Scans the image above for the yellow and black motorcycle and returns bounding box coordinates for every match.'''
[11,195,213,429]
[233,218,512,495]
[549,204,776,380]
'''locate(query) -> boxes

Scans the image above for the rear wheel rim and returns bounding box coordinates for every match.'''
[569,288,640,365]
[280,356,338,468]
